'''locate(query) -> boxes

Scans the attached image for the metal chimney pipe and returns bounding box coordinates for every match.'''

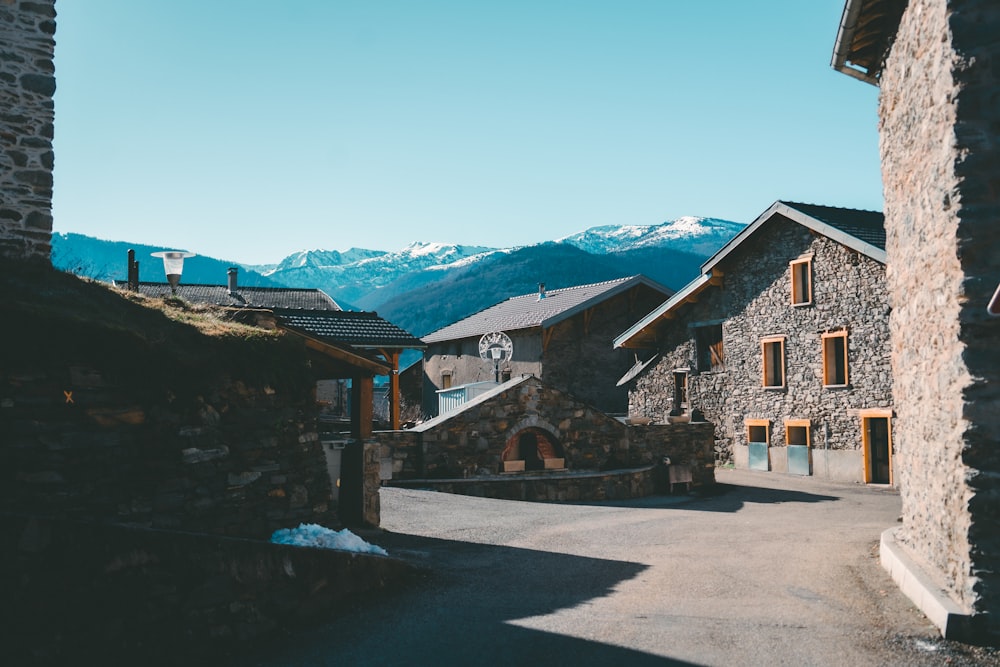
[227,267,238,294]
[538,282,546,300]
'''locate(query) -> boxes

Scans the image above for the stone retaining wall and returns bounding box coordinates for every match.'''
[389,466,658,502]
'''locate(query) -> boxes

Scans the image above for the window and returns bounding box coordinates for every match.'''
[791,257,812,306]
[761,337,785,388]
[746,419,770,444]
[822,331,848,386]
[695,324,725,372]
[672,371,689,414]
[785,419,811,446]
[441,371,453,389]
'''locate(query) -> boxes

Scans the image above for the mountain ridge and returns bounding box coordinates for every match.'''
[52,215,745,336]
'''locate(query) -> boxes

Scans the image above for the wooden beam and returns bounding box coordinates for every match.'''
[289,330,390,375]
[351,375,374,440]
[384,350,401,430]
[542,327,554,354]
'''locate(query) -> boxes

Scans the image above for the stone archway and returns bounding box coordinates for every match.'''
[502,419,565,471]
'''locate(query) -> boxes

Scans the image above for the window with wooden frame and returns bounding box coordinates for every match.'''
[441,371,453,390]
[695,324,725,372]
[785,419,811,446]
[746,419,770,444]
[761,336,786,388]
[822,330,849,387]
[790,257,812,306]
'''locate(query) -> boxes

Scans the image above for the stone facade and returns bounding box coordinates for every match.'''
[381,375,716,494]
[876,0,1000,629]
[0,0,56,261]
[422,282,669,417]
[627,214,892,483]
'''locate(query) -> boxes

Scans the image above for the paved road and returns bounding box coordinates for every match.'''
[246,469,998,666]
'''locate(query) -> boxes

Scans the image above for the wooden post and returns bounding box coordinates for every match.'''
[351,375,373,439]
[387,350,401,430]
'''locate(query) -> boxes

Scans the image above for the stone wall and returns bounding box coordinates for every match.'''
[0,0,56,261]
[390,466,658,502]
[0,268,356,536]
[628,216,892,482]
[3,359,338,538]
[878,0,1000,624]
[3,513,413,664]
[413,376,630,477]
[541,284,669,414]
[382,376,715,492]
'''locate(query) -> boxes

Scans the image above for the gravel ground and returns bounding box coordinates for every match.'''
[244,469,1000,666]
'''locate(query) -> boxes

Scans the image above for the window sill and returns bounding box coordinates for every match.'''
[762,385,786,391]
[823,384,851,390]
[791,301,813,307]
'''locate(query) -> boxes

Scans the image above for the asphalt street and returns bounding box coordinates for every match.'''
[245,469,999,666]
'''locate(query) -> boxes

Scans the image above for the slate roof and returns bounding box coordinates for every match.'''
[703,201,886,271]
[780,201,886,250]
[615,201,885,350]
[273,309,425,350]
[120,282,341,310]
[423,275,674,344]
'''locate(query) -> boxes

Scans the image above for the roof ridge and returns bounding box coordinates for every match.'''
[779,200,883,215]
[508,275,638,300]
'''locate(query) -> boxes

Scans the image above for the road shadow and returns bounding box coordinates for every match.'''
[239,532,703,667]
[557,482,840,513]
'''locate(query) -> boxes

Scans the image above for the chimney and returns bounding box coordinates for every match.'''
[127,249,139,291]
[538,282,546,301]
[228,267,238,294]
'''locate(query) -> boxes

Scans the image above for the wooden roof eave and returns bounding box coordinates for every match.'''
[282,328,391,376]
[613,272,715,349]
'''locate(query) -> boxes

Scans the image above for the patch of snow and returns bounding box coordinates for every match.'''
[270,523,388,556]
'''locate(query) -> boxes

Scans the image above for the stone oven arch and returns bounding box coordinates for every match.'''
[502,418,564,471]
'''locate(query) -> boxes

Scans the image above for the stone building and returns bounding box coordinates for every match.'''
[421,275,673,418]
[0,0,56,260]
[615,201,892,484]
[832,0,1000,640]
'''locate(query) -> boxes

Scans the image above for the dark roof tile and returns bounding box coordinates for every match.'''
[423,275,673,343]
[122,282,341,310]
[273,309,425,349]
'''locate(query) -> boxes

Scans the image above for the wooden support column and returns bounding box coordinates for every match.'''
[351,375,374,440]
[379,348,401,430]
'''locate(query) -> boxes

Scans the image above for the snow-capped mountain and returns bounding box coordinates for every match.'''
[557,216,745,257]
[260,241,498,307]
[53,215,744,333]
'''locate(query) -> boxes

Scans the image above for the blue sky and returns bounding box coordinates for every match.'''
[51,1,881,265]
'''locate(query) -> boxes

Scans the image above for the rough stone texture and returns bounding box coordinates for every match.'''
[389,466,659,502]
[877,0,1000,628]
[627,216,891,482]
[2,514,413,664]
[421,284,669,417]
[380,375,715,494]
[0,0,56,261]
[2,362,338,539]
